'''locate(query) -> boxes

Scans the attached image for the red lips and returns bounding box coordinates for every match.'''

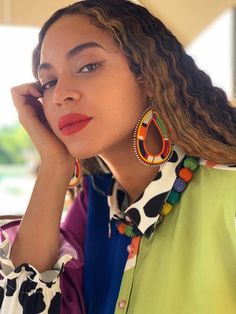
[58,113,92,136]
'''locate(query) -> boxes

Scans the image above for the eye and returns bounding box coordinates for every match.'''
[79,63,100,73]
[41,80,57,92]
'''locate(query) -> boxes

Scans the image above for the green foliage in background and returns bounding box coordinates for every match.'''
[0,124,34,164]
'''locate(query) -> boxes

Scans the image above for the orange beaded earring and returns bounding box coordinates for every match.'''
[68,159,81,188]
[133,105,173,167]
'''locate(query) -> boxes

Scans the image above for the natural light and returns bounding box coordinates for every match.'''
[0,9,234,216]
[187,8,234,99]
[0,26,39,216]
[0,25,39,126]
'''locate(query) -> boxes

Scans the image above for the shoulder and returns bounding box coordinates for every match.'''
[194,160,236,239]
[184,160,236,234]
[199,159,236,172]
[198,159,236,185]
[198,158,236,180]
[194,160,236,205]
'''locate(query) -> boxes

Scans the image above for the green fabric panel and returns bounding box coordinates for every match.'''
[116,165,236,314]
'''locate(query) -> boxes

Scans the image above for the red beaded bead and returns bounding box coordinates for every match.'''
[178,168,193,182]
[117,223,126,234]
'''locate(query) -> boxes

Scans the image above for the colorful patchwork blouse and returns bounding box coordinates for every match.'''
[0,145,235,313]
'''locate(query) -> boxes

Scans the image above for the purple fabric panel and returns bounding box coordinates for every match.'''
[60,257,86,314]
[60,180,89,314]
[61,178,88,252]
[0,220,19,243]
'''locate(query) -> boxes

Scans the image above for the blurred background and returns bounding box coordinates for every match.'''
[0,0,235,220]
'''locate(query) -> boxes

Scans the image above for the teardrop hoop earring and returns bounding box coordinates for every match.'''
[133,105,173,167]
[68,159,81,188]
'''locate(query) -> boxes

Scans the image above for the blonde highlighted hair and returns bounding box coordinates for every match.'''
[32,0,236,171]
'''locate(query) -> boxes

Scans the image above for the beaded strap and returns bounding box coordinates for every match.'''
[116,156,199,237]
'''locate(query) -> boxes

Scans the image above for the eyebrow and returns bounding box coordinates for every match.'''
[38,41,106,72]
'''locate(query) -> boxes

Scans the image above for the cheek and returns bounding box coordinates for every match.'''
[99,83,146,125]
[42,100,58,131]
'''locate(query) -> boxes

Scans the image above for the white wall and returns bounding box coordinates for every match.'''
[187,9,234,99]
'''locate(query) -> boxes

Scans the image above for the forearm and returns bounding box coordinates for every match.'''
[10,162,72,272]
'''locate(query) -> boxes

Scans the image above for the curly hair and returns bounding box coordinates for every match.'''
[32,0,236,170]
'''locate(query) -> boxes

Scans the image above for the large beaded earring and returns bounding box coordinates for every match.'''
[133,105,173,167]
[68,159,81,188]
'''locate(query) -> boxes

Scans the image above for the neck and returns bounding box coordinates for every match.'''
[99,130,162,204]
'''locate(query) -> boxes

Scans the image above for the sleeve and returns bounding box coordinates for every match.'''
[61,177,88,252]
[0,179,89,314]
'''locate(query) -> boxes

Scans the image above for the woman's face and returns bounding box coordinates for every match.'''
[39,14,150,159]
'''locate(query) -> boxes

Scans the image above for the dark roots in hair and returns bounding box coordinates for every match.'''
[32,0,236,173]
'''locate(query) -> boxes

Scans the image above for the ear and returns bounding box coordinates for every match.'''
[145,83,154,98]
[137,75,154,98]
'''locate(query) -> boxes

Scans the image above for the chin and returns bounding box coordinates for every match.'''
[66,139,109,160]
[67,146,97,160]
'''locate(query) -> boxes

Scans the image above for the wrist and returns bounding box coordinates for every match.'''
[39,159,74,183]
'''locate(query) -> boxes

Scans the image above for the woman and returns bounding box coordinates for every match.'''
[0,0,235,313]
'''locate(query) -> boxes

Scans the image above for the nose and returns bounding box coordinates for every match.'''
[53,76,81,105]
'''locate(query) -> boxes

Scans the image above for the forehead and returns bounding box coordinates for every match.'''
[40,14,117,61]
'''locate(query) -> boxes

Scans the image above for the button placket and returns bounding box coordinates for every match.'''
[115,237,141,313]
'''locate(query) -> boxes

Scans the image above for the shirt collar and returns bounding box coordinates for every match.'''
[107,145,186,239]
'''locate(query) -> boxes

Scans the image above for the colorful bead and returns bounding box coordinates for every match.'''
[115,156,199,238]
[161,203,173,215]
[125,224,136,237]
[117,222,126,234]
[173,178,186,192]
[167,190,180,205]
[179,168,193,182]
[183,157,198,171]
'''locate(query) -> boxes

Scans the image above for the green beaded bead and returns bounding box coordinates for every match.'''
[183,157,198,171]
[125,224,136,237]
[167,190,180,205]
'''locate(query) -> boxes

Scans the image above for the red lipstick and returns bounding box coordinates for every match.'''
[58,113,92,136]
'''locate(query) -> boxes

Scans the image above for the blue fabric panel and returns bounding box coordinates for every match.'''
[84,174,131,314]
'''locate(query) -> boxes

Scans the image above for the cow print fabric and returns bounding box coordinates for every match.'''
[0,229,74,313]
[108,145,186,238]
[108,145,236,239]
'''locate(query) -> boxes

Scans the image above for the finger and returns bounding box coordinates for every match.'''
[11,82,43,99]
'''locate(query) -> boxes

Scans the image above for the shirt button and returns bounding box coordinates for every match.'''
[118,299,126,310]
[127,244,134,254]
